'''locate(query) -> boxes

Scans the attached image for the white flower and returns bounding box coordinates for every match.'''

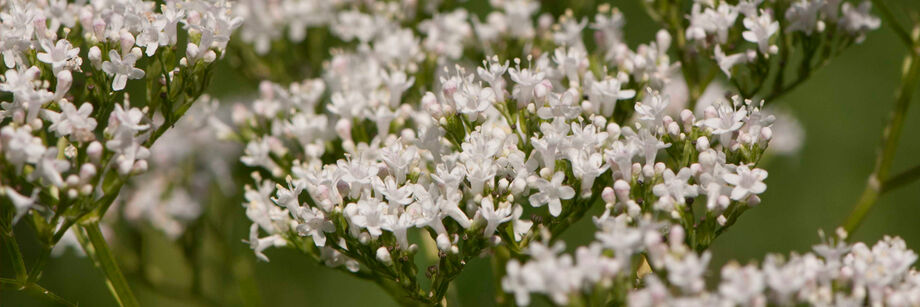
[714,45,748,77]
[742,10,779,55]
[537,88,581,120]
[381,70,415,108]
[3,187,39,224]
[722,165,768,200]
[785,0,823,35]
[571,151,609,195]
[686,3,739,44]
[454,79,495,118]
[101,49,145,91]
[29,148,70,187]
[479,196,512,238]
[36,39,80,73]
[295,207,335,247]
[247,224,287,262]
[840,1,880,42]
[528,172,576,216]
[664,251,711,293]
[635,91,670,130]
[719,263,766,305]
[509,67,545,108]
[588,78,635,117]
[653,168,699,205]
[0,125,45,170]
[344,199,389,238]
[700,101,746,146]
[43,100,97,142]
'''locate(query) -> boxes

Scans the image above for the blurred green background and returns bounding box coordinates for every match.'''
[4,0,920,306]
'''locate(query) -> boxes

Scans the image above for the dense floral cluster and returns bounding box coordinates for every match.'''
[508,222,920,306]
[3,0,913,306]
[0,0,239,284]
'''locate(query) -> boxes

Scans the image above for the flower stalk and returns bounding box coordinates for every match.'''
[842,26,920,235]
[76,221,140,307]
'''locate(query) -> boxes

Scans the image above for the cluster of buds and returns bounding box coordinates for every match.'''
[0,0,239,277]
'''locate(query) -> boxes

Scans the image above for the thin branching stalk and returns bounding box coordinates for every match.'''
[76,221,140,307]
[842,27,920,235]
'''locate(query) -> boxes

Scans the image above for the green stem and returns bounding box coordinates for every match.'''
[841,49,920,236]
[1,277,77,307]
[870,0,916,50]
[76,222,140,307]
[1,229,28,281]
[882,164,920,193]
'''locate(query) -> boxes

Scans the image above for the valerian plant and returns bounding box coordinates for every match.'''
[4,0,920,306]
[0,0,240,306]
[208,0,920,306]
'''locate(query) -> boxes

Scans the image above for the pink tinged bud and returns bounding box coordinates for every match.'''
[87,141,103,162]
[80,163,97,179]
[669,225,685,246]
[704,106,718,119]
[53,70,72,101]
[613,180,630,200]
[747,195,761,206]
[534,79,552,99]
[718,195,731,208]
[92,18,106,40]
[690,163,703,175]
[627,201,641,217]
[601,187,616,204]
[79,11,94,30]
[606,122,621,139]
[133,160,147,173]
[335,119,352,140]
[662,115,674,127]
[498,178,510,192]
[680,109,694,124]
[760,127,773,141]
[696,136,710,151]
[436,233,451,251]
[66,175,79,186]
[654,162,666,175]
[34,17,48,38]
[667,122,680,136]
[376,247,392,264]
[88,46,102,69]
[120,31,135,55]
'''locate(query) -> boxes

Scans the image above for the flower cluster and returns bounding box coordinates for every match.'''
[118,96,237,240]
[505,217,920,306]
[221,0,796,302]
[0,0,239,274]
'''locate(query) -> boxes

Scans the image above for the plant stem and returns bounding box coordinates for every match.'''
[841,48,920,236]
[870,0,915,50]
[882,164,920,193]
[1,228,29,281]
[1,277,77,307]
[76,221,140,307]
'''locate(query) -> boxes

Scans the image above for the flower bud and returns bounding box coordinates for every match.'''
[606,122,621,139]
[53,70,72,101]
[667,121,680,136]
[335,119,352,141]
[376,247,392,264]
[601,187,616,204]
[120,31,135,55]
[760,127,773,141]
[88,46,102,69]
[696,136,710,151]
[613,180,630,200]
[436,233,451,251]
[87,141,103,162]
